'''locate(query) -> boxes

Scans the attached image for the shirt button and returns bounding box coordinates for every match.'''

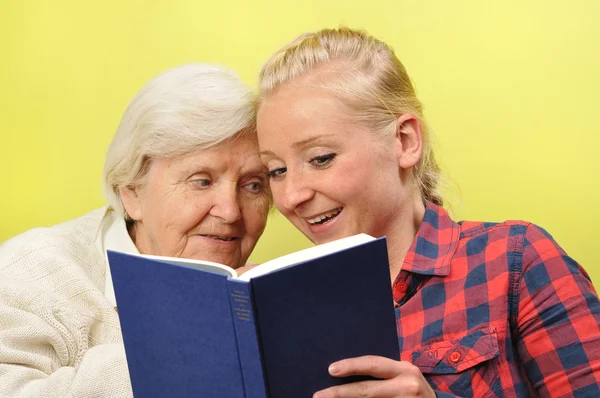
[449,351,461,363]
[393,281,409,302]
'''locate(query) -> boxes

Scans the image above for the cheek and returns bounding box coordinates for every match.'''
[142,195,172,233]
[327,160,368,198]
[270,185,286,211]
[173,198,211,232]
[243,201,269,236]
[265,181,291,215]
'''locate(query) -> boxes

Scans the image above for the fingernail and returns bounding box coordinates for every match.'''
[328,363,340,375]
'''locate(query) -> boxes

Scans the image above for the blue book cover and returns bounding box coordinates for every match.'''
[108,234,399,398]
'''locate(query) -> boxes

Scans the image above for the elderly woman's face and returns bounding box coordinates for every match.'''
[123,135,270,268]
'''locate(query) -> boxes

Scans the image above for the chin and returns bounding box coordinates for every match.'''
[309,235,339,245]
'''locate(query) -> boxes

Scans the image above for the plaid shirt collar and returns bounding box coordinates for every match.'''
[401,202,461,277]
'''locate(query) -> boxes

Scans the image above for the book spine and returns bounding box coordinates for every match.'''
[228,280,268,398]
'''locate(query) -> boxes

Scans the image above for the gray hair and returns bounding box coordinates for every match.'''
[102,64,256,217]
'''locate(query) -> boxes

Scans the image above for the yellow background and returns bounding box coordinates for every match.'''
[2,1,598,281]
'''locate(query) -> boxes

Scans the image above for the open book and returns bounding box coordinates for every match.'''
[107,234,399,398]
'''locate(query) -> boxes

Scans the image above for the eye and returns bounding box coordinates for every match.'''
[191,178,211,187]
[245,180,263,193]
[310,153,336,168]
[267,167,286,180]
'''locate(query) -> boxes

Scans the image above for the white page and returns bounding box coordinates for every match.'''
[133,253,237,278]
[111,233,376,282]
[237,233,375,282]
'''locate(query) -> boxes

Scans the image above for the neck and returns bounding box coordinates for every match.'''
[128,221,144,253]
[384,198,426,283]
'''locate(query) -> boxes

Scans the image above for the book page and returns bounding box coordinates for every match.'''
[236,233,375,282]
[133,253,238,278]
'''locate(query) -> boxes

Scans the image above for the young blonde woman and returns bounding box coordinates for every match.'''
[256,27,600,398]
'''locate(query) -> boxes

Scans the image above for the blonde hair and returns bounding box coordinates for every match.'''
[103,64,256,217]
[258,27,443,206]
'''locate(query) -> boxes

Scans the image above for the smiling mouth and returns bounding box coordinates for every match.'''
[306,207,343,225]
[199,235,238,242]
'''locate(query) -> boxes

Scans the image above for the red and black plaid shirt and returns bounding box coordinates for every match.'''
[394,203,600,397]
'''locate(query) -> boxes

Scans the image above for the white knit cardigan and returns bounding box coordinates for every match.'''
[0,208,133,397]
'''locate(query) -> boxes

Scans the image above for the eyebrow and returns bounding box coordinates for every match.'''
[181,161,267,177]
[242,164,269,176]
[260,134,337,157]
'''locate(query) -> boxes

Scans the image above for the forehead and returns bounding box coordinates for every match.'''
[194,134,260,158]
[154,134,264,174]
[258,85,352,133]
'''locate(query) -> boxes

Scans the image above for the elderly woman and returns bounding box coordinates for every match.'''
[0,64,270,397]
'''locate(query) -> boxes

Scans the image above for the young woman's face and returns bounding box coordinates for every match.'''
[257,84,413,245]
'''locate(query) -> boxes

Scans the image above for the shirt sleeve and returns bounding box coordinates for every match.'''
[516,224,600,396]
[0,278,133,398]
[434,391,462,397]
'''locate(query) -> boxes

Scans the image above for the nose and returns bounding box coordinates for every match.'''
[209,184,242,223]
[276,169,315,212]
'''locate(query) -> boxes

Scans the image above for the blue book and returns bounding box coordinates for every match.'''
[107,234,399,398]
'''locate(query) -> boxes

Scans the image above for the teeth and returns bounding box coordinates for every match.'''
[307,208,342,225]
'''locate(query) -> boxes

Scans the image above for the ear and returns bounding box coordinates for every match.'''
[394,113,423,169]
[119,185,143,221]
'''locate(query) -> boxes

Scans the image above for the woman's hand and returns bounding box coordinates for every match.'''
[313,355,435,398]
[235,262,258,276]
